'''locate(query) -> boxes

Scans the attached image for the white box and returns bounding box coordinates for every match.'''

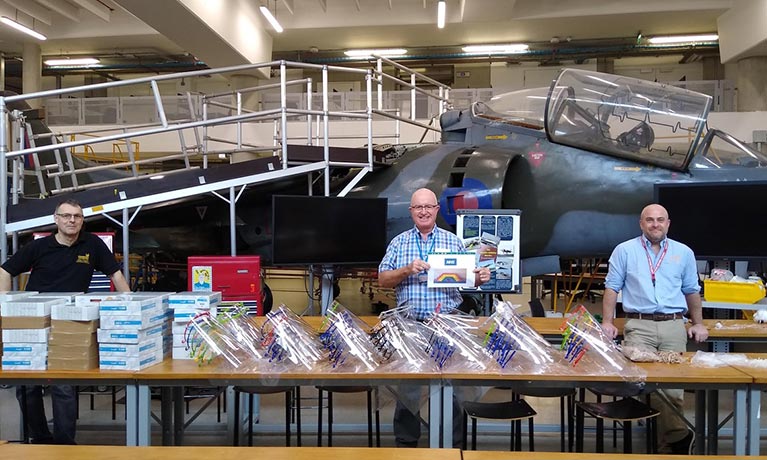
[97,323,166,344]
[172,332,204,348]
[2,342,48,356]
[99,337,163,357]
[98,306,169,330]
[99,297,160,316]
[75,293,127,307]
[2,357,46,370]
[0,291,37,302]
[172,346,194,360]
[51,303,100,321]
[1,298,66,317]
[169,291,222,309]
[27,292,83,302]
[99,349,164,370]
[2,328,50,343]
[172,306,217,323]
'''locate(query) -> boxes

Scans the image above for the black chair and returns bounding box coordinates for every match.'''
[233,386,300,446]
[514,386,576,452]
[316,386,380,447]
[575,386,659,454]
[462,397,537,451]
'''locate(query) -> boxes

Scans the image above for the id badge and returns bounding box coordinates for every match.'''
[418,273,428,283]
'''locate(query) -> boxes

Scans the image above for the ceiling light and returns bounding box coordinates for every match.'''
[462,44,529,54]
[437,0,446,29]
[1,16,46,41]
[259,5,283,33]
[648,34,718,45]
[344,49,408,58]
[44,58,100,67]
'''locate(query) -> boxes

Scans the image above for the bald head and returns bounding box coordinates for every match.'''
[409,188,440,234]
[639,204,670,244]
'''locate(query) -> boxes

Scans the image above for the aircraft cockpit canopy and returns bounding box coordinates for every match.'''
[544,69,712,171]
[474,88,549,130]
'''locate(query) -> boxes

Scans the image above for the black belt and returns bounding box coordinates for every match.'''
[623,312,685,321]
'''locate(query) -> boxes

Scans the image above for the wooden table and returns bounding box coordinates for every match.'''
[722,353,767,456]
[463,449,767,460]
[0,445,460,460]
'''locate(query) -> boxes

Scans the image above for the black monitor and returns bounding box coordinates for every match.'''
[654,181,767,260]
[271,195,388,266]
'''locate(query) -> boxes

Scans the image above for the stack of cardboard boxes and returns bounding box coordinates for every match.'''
[49,295,101,370]
[97,293,171,370]
[0,292,39,369]
[169,291,222,360]
[1,294,63,370]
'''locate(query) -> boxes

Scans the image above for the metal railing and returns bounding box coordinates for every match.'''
[0,57,453,263]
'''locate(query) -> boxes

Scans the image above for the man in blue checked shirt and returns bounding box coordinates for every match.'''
[601,203,708,455]
[378,188,491,447]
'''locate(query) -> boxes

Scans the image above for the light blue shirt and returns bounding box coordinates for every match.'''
[378,225,465,320]
[605,235,700,315]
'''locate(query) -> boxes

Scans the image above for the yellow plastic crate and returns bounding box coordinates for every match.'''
[704,279,766,304]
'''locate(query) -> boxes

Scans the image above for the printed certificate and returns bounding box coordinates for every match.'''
[427,253,476,289]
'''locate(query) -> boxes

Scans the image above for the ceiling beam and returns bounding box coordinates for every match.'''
[280,0,294,15]
[36,0,81,22]
[3,0,53,25]
[69,0,110,22]
[318,0,326,13]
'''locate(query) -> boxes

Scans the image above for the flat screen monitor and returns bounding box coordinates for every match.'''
[271,195,388,266]
[654,181,767,260]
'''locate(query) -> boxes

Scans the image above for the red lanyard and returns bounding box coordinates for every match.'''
[639,237,668,286]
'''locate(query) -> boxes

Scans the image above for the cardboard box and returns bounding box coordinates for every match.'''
[48,342,98,358]
[51,319,99,334]
[74,293,127,307]
[2,357,46,370]
[0,291,38,302]
[28,292,83,302]
[99,337,163,357]
[97,323,165,344]
[51,303,100,321]
[1,316,51,329]
[2,328,49,343]
[49,332,97,347]
[172,307,216,324]
[2,342,48,356]
[172,346,194,360]
[172,332,204,348]
[48,354,99,370]
[98,307,169,330]
[1,298,65,317]
[169,291,222,309]
[99,349,164,370]
[99,297,161,316]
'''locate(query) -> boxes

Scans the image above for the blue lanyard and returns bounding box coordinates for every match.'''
[416,233,436,261]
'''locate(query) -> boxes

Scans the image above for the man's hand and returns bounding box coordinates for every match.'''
[409,258,430,275]
[473,267,491,285]
[688,323,709,343]
[601,320,619,340]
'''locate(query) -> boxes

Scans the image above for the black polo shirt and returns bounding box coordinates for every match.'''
[2,232,121,292]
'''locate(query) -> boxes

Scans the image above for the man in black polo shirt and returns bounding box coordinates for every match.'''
[0,198,130,444]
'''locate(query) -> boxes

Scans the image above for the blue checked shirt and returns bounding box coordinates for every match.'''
[379,225,465,320]
[605,235,700,315]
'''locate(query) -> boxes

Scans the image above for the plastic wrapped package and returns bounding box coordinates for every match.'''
[422,312,499,373]
[691,350,767,368]
[559,305,646,383]
[319,301,384,372]
[483,300,567,374]
[260,304,327,372]
[370,307,438,373]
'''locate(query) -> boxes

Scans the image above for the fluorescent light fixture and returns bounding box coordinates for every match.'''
[1,16,46,41]
[44,58,100,66]
[437,0,446,29]
[259,5,283,33]
[344,48,408,57]
[149,175,165,180]
[648,34,718,45]
[462,44,529,54]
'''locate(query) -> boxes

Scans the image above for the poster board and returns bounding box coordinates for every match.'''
[456,209,522,293]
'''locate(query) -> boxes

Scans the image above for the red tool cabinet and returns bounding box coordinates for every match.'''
[187,255,262,315]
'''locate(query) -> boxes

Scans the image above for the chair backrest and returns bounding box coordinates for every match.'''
[529,298,545,317]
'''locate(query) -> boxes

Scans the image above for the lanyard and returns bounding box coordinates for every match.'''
[416,233,436,262]
[639,237,668,286]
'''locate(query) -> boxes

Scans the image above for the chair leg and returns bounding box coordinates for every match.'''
[461,411,468,450]
[285,390,291,446]
[567,394,575,452]
[559,396,566,452]
[295,387,302,447]
[328,391,334,447]
[112,386,117,421]
[233,389,240,446]
[471,417,477,450]
[247,393,254,447]
[528,415,535,451]
[316,388,323,447]
[375,407,381,447]
[366,390,373,447]
[596,417,604,453]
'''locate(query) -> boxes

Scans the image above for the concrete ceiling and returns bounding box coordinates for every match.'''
[0,0,738,73]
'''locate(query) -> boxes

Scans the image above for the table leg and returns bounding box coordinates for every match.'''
[694,390,706,455]
[442,384,453,449]
[429,382,441,448]
[125,384,137,446]
[747,386,761,456]
[706,390,718,455]
[733,388,747,455]
[161,387,172,445]
[173,386,185,445]
[136,384,151,446]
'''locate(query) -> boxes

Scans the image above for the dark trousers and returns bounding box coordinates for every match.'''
[393,384,464,448]
[17,385,77,444]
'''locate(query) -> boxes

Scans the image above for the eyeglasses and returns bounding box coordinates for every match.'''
[56,213,84,220]
[410,204,439,211]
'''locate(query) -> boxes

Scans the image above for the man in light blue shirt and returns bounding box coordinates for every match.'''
[602,203,708,454]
